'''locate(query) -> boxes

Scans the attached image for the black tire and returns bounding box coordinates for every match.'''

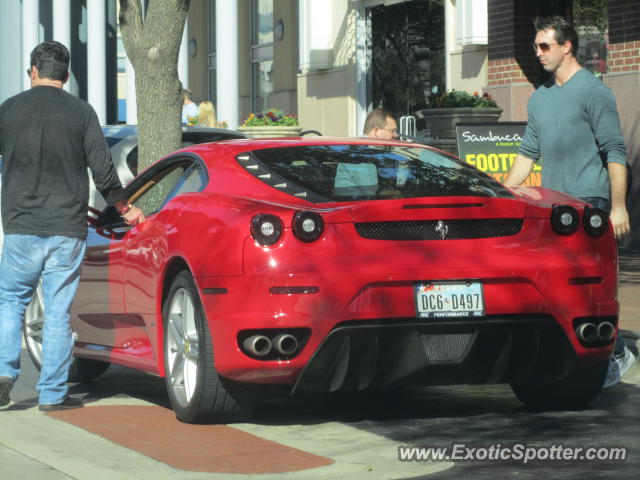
[23,282,109,382]
[163,271,257,424]
[511,360,608,409]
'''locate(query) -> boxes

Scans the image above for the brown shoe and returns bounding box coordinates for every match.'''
[0,377,13,407]
[39,396,84,411]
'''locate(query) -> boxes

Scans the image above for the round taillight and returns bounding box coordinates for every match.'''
[292,211,324,242]
[251,214,283,246]
[551,205,579,235]
[583,207,608,237]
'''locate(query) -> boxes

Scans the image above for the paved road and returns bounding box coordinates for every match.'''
[2,341,639,480]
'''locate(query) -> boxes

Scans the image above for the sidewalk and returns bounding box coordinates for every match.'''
[0,396,449,480]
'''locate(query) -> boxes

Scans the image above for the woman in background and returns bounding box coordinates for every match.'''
[198,101,217,127]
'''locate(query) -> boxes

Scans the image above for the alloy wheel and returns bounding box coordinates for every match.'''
[165,287,200,408]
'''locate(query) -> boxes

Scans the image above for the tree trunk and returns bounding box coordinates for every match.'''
[118,0,189,173]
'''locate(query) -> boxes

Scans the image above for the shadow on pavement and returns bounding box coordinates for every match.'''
[619,253,640,286]
[67,364,172,410]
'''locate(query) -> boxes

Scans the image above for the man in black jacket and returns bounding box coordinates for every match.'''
[0,41,144,410]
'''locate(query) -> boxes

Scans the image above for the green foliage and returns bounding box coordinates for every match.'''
[428,90,498,108]
[241,108,299,127]
[573,0,608,32]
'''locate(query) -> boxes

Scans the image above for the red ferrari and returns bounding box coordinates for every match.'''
[24,138,618,423]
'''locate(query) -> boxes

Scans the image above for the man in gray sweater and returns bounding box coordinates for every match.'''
[505,16,634,388]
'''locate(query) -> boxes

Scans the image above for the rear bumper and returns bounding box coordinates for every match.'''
[198,265,616,385]
[291,316,610,393]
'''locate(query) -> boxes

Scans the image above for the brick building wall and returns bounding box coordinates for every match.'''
[486,0,571,87]
[607,0,640,73]
[487,0,536,87]
[608,42,640,73]
[487,58,528,85]
[608,0,640,43]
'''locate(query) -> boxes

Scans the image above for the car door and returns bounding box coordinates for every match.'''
[72,203,130,349]
[72,156,204,357]
[122,157,202,308]
[121,156,208,363]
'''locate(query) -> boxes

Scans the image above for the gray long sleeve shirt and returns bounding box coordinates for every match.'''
[518,68,627,200]
[0,86,125,239]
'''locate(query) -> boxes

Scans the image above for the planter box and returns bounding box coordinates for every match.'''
[415,107,503,139]
[236,126,302,138]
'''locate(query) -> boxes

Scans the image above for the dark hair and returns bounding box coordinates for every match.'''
[534,16,579,55]
[363,108,395,135]
[181,88,193,101]
[30,40,70,81]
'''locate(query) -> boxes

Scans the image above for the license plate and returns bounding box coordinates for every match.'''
[415,281,485,318]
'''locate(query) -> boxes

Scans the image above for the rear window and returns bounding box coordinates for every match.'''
[242,144,513,203]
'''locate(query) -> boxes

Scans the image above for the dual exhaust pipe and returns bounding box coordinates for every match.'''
[242,333,299,358]
[575,321,615,345]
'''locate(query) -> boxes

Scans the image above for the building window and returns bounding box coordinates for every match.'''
[116,37,126,73]
[574,0,608,79]
[456,0,488,46]
[251,0,274,112]
[116,21,127,123]
[369,0,445,122]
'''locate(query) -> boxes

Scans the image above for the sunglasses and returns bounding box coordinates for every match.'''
[533,42,559,53]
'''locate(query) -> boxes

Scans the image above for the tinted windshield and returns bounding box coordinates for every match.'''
[243,145,513,203]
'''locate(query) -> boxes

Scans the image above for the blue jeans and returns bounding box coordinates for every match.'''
[0,234,86,405]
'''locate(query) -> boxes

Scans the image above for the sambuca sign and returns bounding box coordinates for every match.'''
[456,122,541,186]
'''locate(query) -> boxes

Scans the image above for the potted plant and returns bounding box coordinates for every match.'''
[237,108,302,138]
[415,90,503,139]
